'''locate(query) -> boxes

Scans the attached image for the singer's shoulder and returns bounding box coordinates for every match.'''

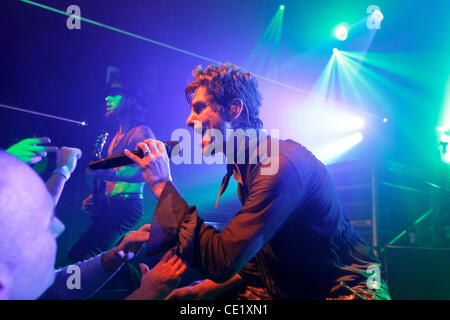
[129,125,156,140]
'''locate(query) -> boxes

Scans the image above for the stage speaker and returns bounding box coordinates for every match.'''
[384,245,450,299]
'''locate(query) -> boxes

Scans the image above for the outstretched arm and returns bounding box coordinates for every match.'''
[40,224,151,300]
[46,147,82,205]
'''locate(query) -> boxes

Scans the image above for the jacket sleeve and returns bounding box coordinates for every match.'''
[146,155,304,283]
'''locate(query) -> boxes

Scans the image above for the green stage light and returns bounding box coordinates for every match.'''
[279,5,285,11]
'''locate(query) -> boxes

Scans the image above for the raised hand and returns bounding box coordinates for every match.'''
[115,224,151,259]
[124,139,172,198]
[6,137,59,165]
[56,147,82,174]
[101,224,151,272]
[126,248,187,300]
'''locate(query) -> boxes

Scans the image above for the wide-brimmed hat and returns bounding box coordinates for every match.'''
[104,78,143,99]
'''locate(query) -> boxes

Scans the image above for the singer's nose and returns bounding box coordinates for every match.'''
[186,111,197,128]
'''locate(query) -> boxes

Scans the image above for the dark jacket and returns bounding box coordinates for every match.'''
[147,136,386,299]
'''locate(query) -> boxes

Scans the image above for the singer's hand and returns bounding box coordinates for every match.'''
[124,139,172,199]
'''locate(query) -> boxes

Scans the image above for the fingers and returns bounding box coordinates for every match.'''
[140,139,166,158]
[155,140,168,157]
[124,149,145,166]
[147,139,159,158]
[29,156,43,165]
[22,137,59,153]
[34,137,51,145]
[43,146,60,153]
[160,248,176,264]
[83,194,94,205]
[139,263,149,276]
[175,263,188,277]
[128,231,150,243]
[166,254,178,266]
[127,139,167,165]
[139,224,151,232]
[136,142,153,159]
[64,147,82,159]
[31,145,58,153]
[34,151,47,158]
[166,253,187,275]
[21,137,51,145]
[172,255,185,270]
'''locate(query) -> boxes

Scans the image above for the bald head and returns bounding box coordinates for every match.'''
[0,150,56,299]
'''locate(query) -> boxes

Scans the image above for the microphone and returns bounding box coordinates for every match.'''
[88,141,180,170]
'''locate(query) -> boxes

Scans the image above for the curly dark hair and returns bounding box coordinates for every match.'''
[185,63,263,129]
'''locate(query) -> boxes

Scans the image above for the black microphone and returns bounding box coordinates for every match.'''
[88,141,180,170]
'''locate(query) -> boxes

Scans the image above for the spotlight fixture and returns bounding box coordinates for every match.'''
[367,5,384,29]
[279,4,285,11]
[335,25,348,41]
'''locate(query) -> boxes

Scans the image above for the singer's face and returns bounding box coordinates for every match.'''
[186,86,227,155]
[105,94,125,119]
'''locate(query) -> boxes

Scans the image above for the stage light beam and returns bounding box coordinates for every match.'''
[313,132,364,165]
[20,0,384,123]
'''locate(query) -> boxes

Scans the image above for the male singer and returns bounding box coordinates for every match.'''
[125,63,390,300]
[67,78,155,291]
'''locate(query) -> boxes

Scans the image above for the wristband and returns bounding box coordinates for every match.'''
[52,166,71,180]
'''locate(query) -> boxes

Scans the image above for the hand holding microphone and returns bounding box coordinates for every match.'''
[88,140,179,170]
[124,139,173,199]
